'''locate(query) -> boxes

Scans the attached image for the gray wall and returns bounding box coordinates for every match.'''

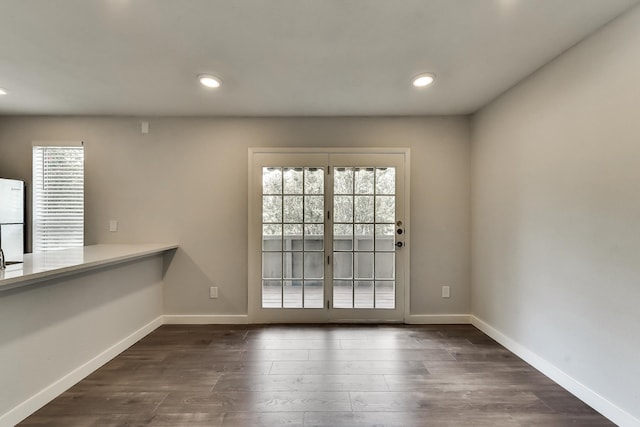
[0,116,471,316]
[472,5,640,422]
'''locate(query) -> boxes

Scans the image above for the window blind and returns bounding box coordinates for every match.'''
[32,145,84,252]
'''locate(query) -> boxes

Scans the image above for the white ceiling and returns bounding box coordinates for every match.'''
[0,0,638,116]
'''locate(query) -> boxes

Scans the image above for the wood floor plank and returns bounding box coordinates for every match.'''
[214,373,389,392]
[510,413,616,426]
[148,413,224,427]
[147,412,224,427]
[350,390,552,413]
[242,348,310,360]
[423,360,534,375]
[533,390,606,415]
[156,391,352,413]
[246,339,341,350]
[23,391,167,417]
[70,366,222,393]
[19,414,154,427]
[18,324,616,427]
[303,411,521,427]
[204,360,274,374]
[220,411,304,426]
[270,360,430,375]
[383,372,563,393]
[161,348,247,363]
[308,348,455,361]
[339,338,443,349]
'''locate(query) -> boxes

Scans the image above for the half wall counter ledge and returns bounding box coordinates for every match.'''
[0,243,179,292]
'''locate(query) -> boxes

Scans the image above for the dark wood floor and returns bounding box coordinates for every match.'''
[20,324,613,427]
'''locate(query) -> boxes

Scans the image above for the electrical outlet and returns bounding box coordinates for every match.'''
[442,285,450,298]
[209,287,218,299]
[109,219,117,232]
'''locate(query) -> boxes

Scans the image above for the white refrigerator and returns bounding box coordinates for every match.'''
[0,178,25,264]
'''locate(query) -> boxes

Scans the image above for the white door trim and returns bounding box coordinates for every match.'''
[248,147,411,323]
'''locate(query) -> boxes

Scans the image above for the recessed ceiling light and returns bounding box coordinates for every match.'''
[0,88,7,95]
[197,74,222,89]
[412,73,435,88]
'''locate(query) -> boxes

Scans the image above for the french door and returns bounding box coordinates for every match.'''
[248,149,409,323]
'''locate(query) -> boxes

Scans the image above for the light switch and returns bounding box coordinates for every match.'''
[442,286,450,298]
[109,220,118,232]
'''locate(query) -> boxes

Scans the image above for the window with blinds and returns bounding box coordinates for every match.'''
[32,145,84,252]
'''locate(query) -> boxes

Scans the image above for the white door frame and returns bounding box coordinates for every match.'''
[248,147,411,323]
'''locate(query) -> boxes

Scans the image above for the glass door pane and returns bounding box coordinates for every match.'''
[261,167,325,309]
[332,167,396,309]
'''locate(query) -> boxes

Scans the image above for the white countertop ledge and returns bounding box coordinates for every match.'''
[0,243,178,293]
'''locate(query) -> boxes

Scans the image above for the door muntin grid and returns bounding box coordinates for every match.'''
[262,167,325,308]
[333,167,396,309]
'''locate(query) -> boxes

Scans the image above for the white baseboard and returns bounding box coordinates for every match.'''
[163,314,469,325]
[1,316,163,427]
[471,316,640,427]
[163,314,471,325]
[405,314,471,324]
[163,314,249,324]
